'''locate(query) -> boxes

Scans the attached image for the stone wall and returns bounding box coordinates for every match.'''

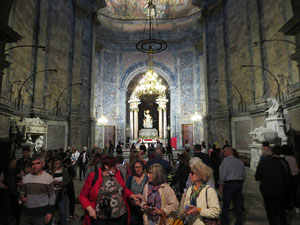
[203,0,300,150]
[0,0,97,149]
[94,43,205,147]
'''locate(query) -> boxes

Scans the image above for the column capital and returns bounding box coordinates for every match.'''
[156,98,168,109]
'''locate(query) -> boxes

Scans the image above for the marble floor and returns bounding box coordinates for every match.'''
[64,163,300,225]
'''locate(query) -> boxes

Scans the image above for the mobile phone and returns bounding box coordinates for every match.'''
[185,205,193,211]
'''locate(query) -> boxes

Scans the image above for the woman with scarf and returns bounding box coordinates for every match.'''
[79,155,140,225]
[183,161,220,225]
[141,163,179,225]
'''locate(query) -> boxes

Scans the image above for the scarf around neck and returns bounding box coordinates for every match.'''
[147,182,162,222]
[190,184,206,206]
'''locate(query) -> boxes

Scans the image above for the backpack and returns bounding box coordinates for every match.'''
[92,166,99,187]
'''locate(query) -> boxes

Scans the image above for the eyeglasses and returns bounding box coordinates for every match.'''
[135,166,143,169]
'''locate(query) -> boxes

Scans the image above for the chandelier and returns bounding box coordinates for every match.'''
[133,70,166,97]
[133,0,167,98]
[191,112,203,123]
[97,115,108,126]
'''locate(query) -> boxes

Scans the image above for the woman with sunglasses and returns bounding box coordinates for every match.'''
[79,155,140,225]
[141,163,179,225]
[183,160,220,225]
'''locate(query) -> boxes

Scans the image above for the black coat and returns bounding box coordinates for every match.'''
[255,156,289,196]
[194,152,212,168]
[171,163,190,194]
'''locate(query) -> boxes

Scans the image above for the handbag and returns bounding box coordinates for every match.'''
[202,187,221,225]
[167,217,184,225]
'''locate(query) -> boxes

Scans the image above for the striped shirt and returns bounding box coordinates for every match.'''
[22,171,56,216]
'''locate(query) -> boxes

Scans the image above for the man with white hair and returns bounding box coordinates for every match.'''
[219,146,245,225]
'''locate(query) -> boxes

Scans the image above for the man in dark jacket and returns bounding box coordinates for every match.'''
[193,144,212,168]
[77,147,89,181]
[146,148,171,174]
[255,145,289,225]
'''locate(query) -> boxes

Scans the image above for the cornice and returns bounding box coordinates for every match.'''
[0,22,22,43]
[279,12,300,35]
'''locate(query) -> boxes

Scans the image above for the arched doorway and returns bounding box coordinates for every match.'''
[126,72,170,146]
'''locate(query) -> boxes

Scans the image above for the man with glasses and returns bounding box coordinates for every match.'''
[20,154,56,225]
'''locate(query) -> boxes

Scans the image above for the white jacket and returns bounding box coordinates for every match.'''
[184,185,220,225]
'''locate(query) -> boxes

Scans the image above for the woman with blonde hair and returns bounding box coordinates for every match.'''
[183,161,220,225]
[141,163,179,225]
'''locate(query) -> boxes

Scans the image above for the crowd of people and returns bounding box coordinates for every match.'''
[0,140,299,225]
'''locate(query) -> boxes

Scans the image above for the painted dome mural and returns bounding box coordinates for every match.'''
[98,0,201,19]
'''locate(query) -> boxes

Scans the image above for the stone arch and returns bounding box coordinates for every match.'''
[120,60,176,89]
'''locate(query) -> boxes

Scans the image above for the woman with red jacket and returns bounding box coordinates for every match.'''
[79,155,140,225]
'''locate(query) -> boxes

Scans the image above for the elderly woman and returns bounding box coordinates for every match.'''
[79,155,140,225]
[183,160,220,225]
[126,159,149,225]
[186,157,215,189]
[141,163,179,225]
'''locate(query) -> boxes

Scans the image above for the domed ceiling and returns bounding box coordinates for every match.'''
[98,0,201,19]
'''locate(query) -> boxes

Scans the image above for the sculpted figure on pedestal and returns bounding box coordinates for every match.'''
[35,135,44,152]
[143,110,153,128]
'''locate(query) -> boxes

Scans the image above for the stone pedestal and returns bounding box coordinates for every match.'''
[250,142,262,171]
[265,117,287,145]
[139,128,158,139]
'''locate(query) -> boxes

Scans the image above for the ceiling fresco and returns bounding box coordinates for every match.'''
[98,0,201,19]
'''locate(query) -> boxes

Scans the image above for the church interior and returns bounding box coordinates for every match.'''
[0,0,300,166]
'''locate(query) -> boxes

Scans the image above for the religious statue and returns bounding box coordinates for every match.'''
[25,134,34,145]
[266,98,282,118]
[35,135,44,152]
[143,110,153,128]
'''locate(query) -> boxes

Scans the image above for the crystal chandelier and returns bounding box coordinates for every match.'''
[133,69,166,97]
[133,0,167,98]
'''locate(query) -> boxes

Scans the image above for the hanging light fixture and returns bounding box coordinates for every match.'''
[191,112,203,123]
[97,115,108,126]
[133,0,167,98]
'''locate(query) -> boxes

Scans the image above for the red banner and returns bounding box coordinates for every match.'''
[171,137,177,150]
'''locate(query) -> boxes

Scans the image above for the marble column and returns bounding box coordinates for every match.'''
[158,107,163,138]
[134,109,139,139]
[163,108,167,139]
[130,110,134,139]
[128,98,141,141]
[156,97,169,139]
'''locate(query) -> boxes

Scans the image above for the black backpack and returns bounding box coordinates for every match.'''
[92,166,99,187]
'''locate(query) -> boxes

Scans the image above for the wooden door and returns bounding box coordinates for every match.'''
[182,124,193,148]
[104,126,115,147]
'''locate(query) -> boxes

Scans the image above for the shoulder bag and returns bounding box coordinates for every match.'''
[202,187,222,225]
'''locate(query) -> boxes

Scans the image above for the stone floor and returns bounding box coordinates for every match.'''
[63,155,300,225]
